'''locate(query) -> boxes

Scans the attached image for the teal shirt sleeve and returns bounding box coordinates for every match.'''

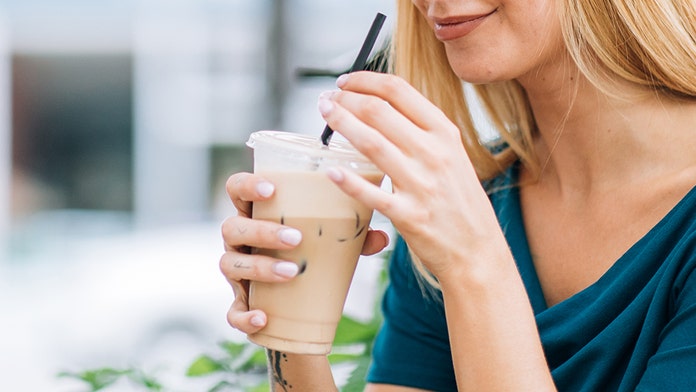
[634,237,696,390]
[366,236,457,391]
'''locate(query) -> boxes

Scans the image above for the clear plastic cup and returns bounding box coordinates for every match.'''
[246,130,384,354]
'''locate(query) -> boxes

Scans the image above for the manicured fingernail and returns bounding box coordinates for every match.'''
[273,261,299,278]
[279,228,302,246]
[317,98,334,116]
[318,90,335,100]
[377,230,390,246]
[336,74,349,88]
[250,314,266,327]
[326,167,345,182]
[256,181,274,198]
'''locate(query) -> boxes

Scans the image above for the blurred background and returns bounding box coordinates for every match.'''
[0,0,394,390]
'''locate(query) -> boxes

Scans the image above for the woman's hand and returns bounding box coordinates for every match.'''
[318,71,508,280]
[317,71,557,392]
[220,172,390,334]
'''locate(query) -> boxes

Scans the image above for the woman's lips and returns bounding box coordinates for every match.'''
[433,10,497,41]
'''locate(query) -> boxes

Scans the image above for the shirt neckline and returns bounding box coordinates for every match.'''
[501,165,696,313]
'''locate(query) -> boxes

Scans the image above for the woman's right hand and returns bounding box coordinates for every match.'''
[219,172,389,335]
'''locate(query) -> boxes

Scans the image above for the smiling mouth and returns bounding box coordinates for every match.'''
[433,9,497,41]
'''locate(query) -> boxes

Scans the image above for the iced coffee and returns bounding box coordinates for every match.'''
[246,130,383,355]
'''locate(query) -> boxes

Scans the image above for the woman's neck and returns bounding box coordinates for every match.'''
[517,64,696,198]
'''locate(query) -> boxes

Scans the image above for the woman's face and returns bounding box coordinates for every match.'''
[411,0,567,84]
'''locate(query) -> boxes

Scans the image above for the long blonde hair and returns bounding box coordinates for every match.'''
[391,0,696,289]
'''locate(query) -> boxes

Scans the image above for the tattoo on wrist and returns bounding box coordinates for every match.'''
[267,350,292,391]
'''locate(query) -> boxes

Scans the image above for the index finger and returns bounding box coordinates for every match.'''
[226,172,276,217]
[336,71,453,132]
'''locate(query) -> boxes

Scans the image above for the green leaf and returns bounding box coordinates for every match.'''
[237,347,268,371]
[340,356,372,392]
[128,370,164,391]
[219,341,247,357]
[207,380,237,392]
[187,355,225,377]
[327,352,363,365]
[333,316,379,346]
[245,381,270,392]
[58,368,131,391]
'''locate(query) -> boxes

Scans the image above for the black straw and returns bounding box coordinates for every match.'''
[321,12,387,146]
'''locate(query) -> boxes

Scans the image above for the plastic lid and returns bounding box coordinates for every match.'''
[247,130,378,171]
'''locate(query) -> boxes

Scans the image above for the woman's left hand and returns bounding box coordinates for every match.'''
[318,71,508,280]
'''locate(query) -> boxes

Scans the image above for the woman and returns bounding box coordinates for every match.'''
[220,0,696,390]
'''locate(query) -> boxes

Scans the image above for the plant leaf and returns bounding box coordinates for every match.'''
[207,380,237,392]
[58,368,131,391]
[333,316,379,346]
[219,341,247,357]
[245,381,270,392]
[237,347,268,372]
[187,355,225,377]
[341,356,372,392]
[128,370,164,391]
[327,352,363,365]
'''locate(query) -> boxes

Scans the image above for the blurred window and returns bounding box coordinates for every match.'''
[12,54,133,213]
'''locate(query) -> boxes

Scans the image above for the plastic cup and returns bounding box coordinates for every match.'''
[246,130,384,354]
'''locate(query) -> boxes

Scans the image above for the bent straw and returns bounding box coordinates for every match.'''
[321,12,387,146]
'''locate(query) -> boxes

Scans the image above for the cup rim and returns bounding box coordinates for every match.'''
[246,130,372,163]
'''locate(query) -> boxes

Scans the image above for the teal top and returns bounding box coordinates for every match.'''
[367,166,696,391]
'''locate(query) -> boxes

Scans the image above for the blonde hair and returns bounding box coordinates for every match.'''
[561,0,696,100]
[391,0,696,289]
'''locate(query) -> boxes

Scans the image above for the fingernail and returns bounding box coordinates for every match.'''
[317,98,334,116]
[336,74,349,88]
[250,314,266,327]
[256,181,274,198]
[326,167,344,182]
[273,261,299,278]
[377,230,390,247]
[279,228,302,245]
[318,90,335,100]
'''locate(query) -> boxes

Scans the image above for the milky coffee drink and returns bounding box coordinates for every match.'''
[246,131,383,355]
